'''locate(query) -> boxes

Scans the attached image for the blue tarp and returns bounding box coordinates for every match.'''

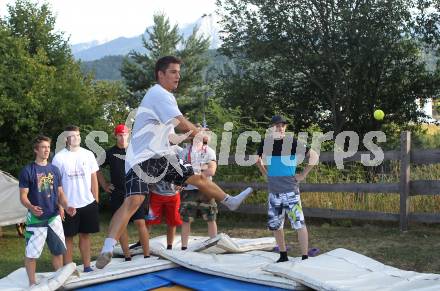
[76,273,171,290]
[77,267,293,291]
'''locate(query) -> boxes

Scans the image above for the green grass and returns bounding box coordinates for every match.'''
[1,211,439,278]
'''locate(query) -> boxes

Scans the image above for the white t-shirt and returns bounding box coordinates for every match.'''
[52,147,99,208]
[179,144,216,190]
[125,84,182,173]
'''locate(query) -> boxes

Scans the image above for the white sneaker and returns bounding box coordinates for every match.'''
[96,252,112,269]
[223,187,253,211]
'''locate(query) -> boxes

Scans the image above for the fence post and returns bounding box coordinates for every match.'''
[399,131,411,232]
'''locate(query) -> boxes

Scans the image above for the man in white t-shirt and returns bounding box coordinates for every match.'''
[179,127,218,249]
[52,125,99,272]
[96,56,253,269]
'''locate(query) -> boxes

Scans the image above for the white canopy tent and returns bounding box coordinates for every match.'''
[0,170,26,227]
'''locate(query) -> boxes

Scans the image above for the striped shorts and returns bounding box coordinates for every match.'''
[25,213,66,258]
[125,155,194,197]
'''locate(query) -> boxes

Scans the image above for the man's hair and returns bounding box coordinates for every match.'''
[64,125,80,147]
[155,56,182,81]
[64,125,80,132]
[33,135,51,150]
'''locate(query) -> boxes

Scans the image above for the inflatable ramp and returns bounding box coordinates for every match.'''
[64,255,176,289]
[3,241,438,290]
[264,248,440,291]
[114,233,276,256]
[159,249,307,290]
[0,257,176,291]
[0,263,76,291]
[76,267,296,291]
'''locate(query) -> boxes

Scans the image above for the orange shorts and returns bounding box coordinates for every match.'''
[145,192,182,226]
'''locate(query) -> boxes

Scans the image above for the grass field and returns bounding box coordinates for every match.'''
[1,211,439,279]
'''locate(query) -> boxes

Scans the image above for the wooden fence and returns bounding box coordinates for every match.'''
[217,131,440,231]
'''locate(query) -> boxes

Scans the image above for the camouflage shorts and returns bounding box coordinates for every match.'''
[267,188,305,231]
[180,189,218,222]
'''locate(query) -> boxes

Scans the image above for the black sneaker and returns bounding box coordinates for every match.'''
[129,241,141,249]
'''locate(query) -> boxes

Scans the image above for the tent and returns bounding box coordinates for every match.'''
[0,170,26,227]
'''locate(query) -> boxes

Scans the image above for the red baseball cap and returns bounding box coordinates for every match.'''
[114,124,129,135]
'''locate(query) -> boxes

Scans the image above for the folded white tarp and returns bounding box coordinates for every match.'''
[264,248,440,291]
[114,233,276,256]
[159,249,307,290]
[0,170,27,226]
[0,257,176,290]
[64,256,177,290]
[191,233,277,254]
[0,263,76,291]
[113,235,207,256]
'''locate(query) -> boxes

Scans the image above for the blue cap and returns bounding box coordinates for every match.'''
[271,115,288,124]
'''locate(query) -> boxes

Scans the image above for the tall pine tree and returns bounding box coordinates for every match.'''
[121,13,210,112]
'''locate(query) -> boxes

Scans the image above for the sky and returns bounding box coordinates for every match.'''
[0,0,217,44]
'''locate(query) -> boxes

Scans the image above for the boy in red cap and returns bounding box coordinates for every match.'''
[97,124,150,260]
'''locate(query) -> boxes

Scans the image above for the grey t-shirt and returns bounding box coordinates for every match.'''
[178,144,216,191]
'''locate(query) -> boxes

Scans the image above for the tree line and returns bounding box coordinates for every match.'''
[2,0,440,176]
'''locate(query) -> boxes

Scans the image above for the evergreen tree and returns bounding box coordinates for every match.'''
[121,13,210,111]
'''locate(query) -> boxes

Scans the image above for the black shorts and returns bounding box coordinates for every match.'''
[63,201,99,236]
[109,192,147,221]
[109,192,125,214]
[125,155,194,197]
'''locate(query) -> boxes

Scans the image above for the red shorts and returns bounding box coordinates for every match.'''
[146,192,182,226]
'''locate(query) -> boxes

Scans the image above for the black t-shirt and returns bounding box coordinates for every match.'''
[102,145,126,195]
[257,138,308,157]
[257,137,310,193]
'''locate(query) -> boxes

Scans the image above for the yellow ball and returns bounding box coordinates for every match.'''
[374,109,385,120]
